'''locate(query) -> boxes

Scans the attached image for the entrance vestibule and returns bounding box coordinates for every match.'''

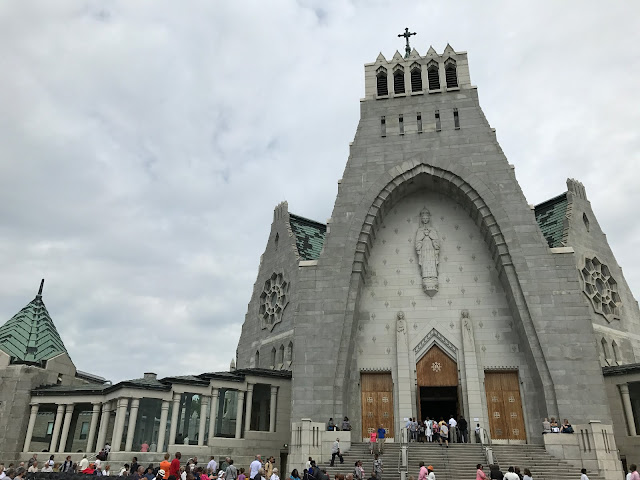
[416,345,460,423]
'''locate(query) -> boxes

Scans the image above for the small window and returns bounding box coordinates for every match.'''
[278,344,285,365]
[393,69,405,94]
[46,422,54,435]
[417,112,422,133]
[583,213,590,232]
[454,108,460,129]
[380,116,386,137]
[79,421,90,440]
[275,232,279,249]
[399,114,404,135]
[376,67,388,96]
[445,59,458,88]
[435,110,441,132]
[612,340,620,364]
[271,347,276,368]
[601,338,611,364]
[427,61,440,90]
[287,341,293,363]
[254,350,260,368]
[410,64,422,91]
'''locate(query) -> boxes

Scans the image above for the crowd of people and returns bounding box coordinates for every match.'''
[541,418,574,434]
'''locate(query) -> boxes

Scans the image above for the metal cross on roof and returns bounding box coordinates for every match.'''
[398,27,417,58]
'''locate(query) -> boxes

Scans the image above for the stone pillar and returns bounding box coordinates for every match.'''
[620,384,637,436]
[49,404,66,452]
[461,311,485,442]
[58,404,75,452]
[208,388,219,444]
[112,398,129,451]
[86,403,101,453]
[23,404,39,452]
[235,390,245,439]
[157,400,170,452]
[245,384,254,434]
[168,393,181,446]
[198,396,210,446]
[269,386,278,433]
[96,402,111,451]
[395,312,414,434]
[125,398,140,451]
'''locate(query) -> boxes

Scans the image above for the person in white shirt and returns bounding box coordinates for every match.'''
[427,465,435,480]
[249,456,262,479]
[503,467,519,480]
[270,468,280,480]
[0,464,6,480]
[79,455,89,471]
[448,416,458,443]
[207,457,218,474]
[103,465,111,476]
[27,462,38,473]
[41,465,53,473]
[580,468,589,480]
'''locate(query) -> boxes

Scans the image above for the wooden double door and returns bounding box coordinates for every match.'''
[361,373,394,438]
[484,371,526,441]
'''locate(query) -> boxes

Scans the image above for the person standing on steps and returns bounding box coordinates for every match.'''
[376,425,386,454]
[458,416,468,443]
[418,462,428,480]
[503,467,519,480]
[426,466,435,480]
[628,465,640,480]
[372,455,383,480]
[475,465,487,480]
[439,422,449,447]
[580,468,589,480]
[330,438,344,466]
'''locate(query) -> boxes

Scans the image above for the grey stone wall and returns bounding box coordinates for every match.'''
[236,203,299,371]
[564,182,640,364]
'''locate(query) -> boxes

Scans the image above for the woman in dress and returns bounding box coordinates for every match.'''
[425,419,433,443]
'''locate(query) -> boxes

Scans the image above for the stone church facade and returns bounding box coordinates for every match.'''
[236,44,640,470]
[1,43,640,478]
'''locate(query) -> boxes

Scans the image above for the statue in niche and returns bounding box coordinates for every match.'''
[415,207,441,296]
[396,311,407,335]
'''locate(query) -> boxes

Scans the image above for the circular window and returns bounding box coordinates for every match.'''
[259,272,289,331]
[581,257,621,322]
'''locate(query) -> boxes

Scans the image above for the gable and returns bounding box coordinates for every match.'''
[288,213,327,261]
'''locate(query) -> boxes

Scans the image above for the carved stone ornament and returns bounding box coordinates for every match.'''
[580,256,621,322]
[415,207,441,296]
[396,311,407,334]
[259,272,289,331]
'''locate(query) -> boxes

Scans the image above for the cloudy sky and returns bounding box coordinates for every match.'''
[1,1,639,382]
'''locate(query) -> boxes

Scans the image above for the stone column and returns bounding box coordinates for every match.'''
[461,311,485,442]
[157,400,170,452]
[58,404,75,452]
[168,393,181,446]
[125,398,140,451]
[112,398,129,451]
[620,384,637,436]
[395,312,414,434]
[208,388,219,444]
[96,402,112,451]
[244,384,254,434]
[86,403,101,453]
[269,386,278,433]
[235,391,245,439]
[198,396,210,446]
[49,404,66,452]
[23,404,39,452]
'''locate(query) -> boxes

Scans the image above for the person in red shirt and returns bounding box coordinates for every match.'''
[170,452,182,478]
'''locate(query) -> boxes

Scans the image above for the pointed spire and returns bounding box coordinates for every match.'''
[37,279,44,297]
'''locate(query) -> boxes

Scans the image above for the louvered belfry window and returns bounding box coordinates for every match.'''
[427,63,440,90]
[411,67,422,92]
[376,69,388,96]
[394,70,405,94]
[445,59,458,88]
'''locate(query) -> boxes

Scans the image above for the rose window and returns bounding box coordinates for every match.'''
[259,272,289,331]
[431,362,442,372]
[581,257,621,322]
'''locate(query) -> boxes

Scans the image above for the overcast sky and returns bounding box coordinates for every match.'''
[1,1,639,382]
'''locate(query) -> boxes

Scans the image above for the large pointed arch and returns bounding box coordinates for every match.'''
[333,160,559,424]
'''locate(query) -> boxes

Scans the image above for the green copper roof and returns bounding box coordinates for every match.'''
[289,213,327,261]
[0,280,69,363]
[534,193,568,248]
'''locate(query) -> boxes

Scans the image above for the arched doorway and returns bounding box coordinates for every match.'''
[416,345,459,422]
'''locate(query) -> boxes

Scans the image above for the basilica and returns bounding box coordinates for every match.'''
[1,41,640,479]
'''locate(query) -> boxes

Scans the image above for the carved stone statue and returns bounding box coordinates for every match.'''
[396,311,406,334]
[415,207,441,296]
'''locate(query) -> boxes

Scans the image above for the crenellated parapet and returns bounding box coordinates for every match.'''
[364,44,472,99]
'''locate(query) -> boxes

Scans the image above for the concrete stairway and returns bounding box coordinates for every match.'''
[319,442,606,480]
[490,444,603,480]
